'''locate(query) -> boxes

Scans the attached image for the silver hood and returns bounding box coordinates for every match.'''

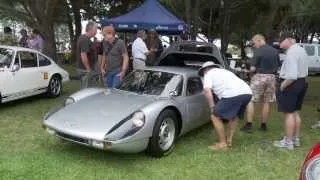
[45,90,155,139]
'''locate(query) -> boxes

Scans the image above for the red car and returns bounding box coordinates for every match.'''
[300,143,320,180]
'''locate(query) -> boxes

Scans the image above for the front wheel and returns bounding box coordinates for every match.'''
[147,109,178,157]
[47,76,62,97]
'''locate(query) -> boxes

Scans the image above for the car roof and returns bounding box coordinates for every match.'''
[144,66,199,77]
[0,45,40,53]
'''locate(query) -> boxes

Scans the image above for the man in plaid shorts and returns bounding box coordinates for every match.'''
[241,34,281,132]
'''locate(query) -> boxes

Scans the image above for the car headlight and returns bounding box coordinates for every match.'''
[64,97,75,106]
[304,156,320,180]
[132,111,145,128]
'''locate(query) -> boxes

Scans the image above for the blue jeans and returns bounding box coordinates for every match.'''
[104,69,121,88]
[77,69,93,89]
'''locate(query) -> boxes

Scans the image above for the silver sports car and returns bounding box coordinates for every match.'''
[43,41,224,157]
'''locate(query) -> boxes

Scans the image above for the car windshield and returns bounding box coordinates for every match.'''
[118,70,178,95]
[0,48,14,68]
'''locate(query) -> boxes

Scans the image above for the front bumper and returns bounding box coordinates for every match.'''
[45,126,149,153]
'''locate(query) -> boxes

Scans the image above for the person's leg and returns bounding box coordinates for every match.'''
[81,72,89,89]
[261,102,270,123]
[104,71,114,88]
[294,112,301,138]
[240,101,254,132]
[227,118,238,146]
[210,115,227,146]
[246,101,255,123]
[285,112,296,141]
[241,74,261,132]
[112,70,122,88]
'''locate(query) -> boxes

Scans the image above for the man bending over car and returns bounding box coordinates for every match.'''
[199,62,252,151]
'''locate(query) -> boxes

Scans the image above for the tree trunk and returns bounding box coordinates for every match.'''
[184,0,191,34]
[41,23,57,60]
[70,0,82,64]
[219,0,231,57]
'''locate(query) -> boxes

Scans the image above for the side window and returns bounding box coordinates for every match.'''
[186,77,203,96]
[39,54,51,67]
[318,46,320,57]
[19,51,38,68]
[175,76,183,96]
[304,46,315,56]
[14,53,20,66]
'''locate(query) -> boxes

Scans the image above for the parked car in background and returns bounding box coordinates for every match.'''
[43,41,224,157]
[298,43,320,74]
[300,143,320,180]
[0,45,69,103]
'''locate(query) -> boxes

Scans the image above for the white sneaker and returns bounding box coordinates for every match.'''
[273,137,294,150]
[293,137,300,147]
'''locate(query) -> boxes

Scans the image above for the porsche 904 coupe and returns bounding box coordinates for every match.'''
[43,41,225,157]
[0,45,69,103]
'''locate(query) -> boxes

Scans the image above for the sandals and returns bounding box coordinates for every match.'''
[208,143,228,151]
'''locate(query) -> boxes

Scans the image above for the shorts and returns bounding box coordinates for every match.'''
[276,78,308,113]
[213,94,252,120]
[250,74,276,103]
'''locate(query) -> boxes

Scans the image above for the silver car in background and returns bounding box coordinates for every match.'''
[43,41,224,157]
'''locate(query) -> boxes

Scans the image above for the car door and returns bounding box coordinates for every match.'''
[303,45,318,72]
[184,77,210,131]
[316,45,320,72]
[5,51,42,99]
[37,53,53,88]
[0,48,15,101]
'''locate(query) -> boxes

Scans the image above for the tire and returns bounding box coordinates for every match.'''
[147,109,178,157]
[47,75,62,98]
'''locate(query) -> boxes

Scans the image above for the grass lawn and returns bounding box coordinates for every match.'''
[0,76,319,180]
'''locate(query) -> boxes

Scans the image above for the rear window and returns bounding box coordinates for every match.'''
[0,48,14,68]
[179,44,213,54]
[304,46,315,56]
[158,53,221,68]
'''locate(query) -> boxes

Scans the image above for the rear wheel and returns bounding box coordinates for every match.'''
[47,75,62,97]
[147,109,178,157]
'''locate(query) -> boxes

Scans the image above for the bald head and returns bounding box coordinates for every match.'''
[280,38,296,50]
[252,34,266,48]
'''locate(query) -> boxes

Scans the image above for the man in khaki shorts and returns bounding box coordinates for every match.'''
[241,34,280,132]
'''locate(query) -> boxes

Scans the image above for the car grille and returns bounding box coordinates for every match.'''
[55,131,89,145]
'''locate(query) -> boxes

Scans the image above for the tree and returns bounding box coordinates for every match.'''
[0,0,64,59]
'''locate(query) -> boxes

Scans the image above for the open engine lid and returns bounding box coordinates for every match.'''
[156,41,226,68]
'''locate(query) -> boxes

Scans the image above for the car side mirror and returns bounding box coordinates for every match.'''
[169,90,178,97]
[11,65,20,72]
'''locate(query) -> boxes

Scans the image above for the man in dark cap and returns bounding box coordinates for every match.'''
[273,36,308,150]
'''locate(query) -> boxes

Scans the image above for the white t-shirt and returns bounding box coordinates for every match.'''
[132,37,149,60]
[280,44,308,80]
[203,68,252,99]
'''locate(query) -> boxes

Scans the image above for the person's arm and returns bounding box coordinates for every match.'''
[203,74,215,110]
[250,49,260,72]
[120,53,129,80]
[80,39,91,72]
[280,53,298,91]
[204,88,215,108]
[119,41,129,81]
[81,53,91,72]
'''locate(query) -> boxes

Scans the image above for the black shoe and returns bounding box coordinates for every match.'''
[259,124,267,132]
[240,123,253,133]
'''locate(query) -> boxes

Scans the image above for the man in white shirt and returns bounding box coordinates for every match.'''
[199,62,252,151]
[132,30,149,70]
[273,37,308,150]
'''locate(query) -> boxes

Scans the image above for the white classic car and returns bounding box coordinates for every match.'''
[0,45,69,103]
